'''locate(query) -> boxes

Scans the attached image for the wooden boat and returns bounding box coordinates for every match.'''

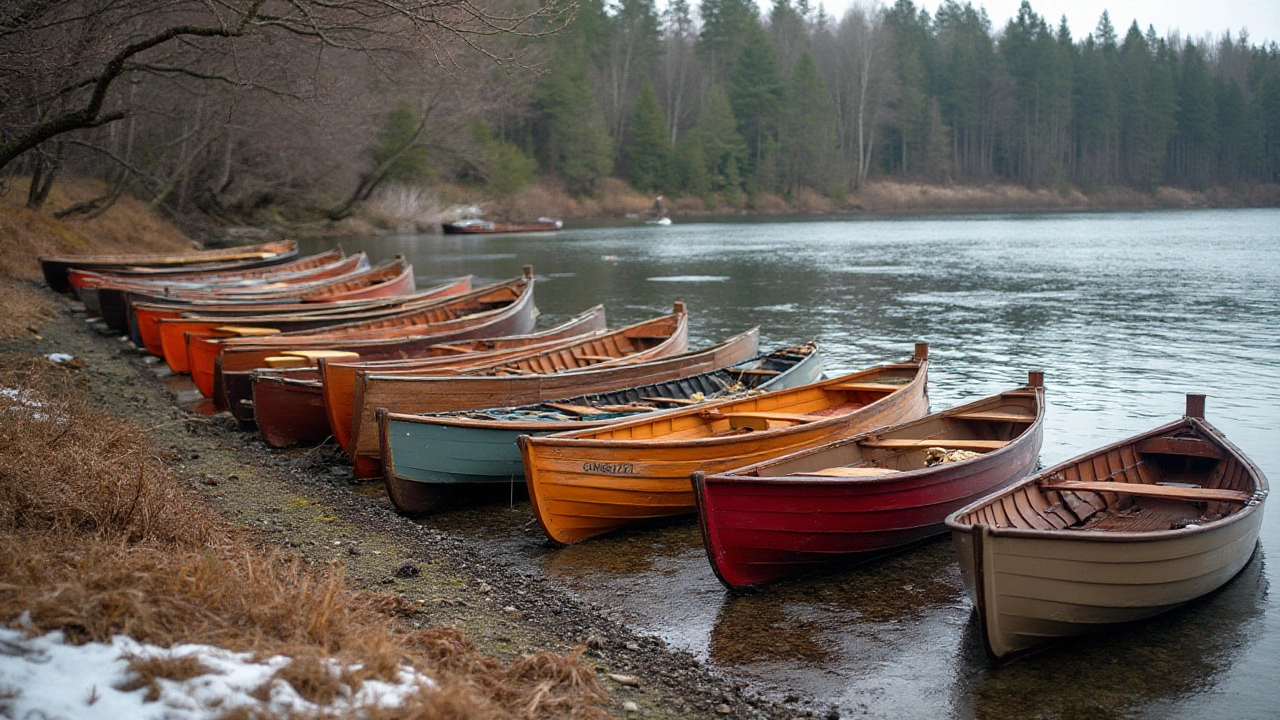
[345,304,707,478]
[156,257,423,374]
[519,343,931,545]
[88,252,374,331]
[132,279,469,357]
[442,218,562,234]
[378,343,823,514]
[693,372,1045,589]
[40,240,299,294]
[72,248,356,310]
[246,306,607,445]
[945,394,1268,663]
[206,271,537,402]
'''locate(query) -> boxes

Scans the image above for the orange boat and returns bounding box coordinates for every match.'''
[97,252,372,335]
[132,278,462,358]
[200,272,537,400]
[157,257,420,373]
[519,343,931,545]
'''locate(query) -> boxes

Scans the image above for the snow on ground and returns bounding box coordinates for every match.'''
[0,620,432,719]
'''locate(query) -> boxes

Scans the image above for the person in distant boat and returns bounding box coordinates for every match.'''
[651,195,667,220]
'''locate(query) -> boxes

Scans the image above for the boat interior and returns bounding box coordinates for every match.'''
[953,424,1257,533]
[582,363,920,442]
[729,388,1039,478]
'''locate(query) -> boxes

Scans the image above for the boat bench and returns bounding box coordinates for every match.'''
[857,438,1009,451]
[1043,480,1252,504]
[702,410,815,430]
[826,382,905,393]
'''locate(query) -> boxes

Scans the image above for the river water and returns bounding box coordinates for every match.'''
[305,208,1280,720]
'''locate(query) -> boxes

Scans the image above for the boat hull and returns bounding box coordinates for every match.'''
[952,512,1262,661]
[521,353,930,545]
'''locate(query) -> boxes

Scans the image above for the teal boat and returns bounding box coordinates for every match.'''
[377,343,822,513]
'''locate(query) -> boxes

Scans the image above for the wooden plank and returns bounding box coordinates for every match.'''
[543,402,606,416]
[639,396,699,405]
[951,410,1036,422]
[264,356,309,368]
[731,368,780,376]
[857,438,1009,451]
[713,411,814,423]
[827,382,905,392]
[280,350,361,360]
[805,466,902,477]
[213,325,281,336]
[1041,481,1251,503]
[1134,436,1226,459]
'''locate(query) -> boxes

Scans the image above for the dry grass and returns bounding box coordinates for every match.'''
[0,177,192,284]
[118,654,215,702]
[0,360,611,719]
[0,282,56,341]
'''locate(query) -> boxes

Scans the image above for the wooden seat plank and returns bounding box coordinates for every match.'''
[827,382,905,392]
[805,466,902,478]
[1042,480,1251,503]
[858,438,1009,451]
[952,410,1036,422]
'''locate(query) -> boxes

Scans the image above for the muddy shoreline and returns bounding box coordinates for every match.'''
[13,291,832,720]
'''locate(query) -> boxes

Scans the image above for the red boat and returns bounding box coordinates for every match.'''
[693,372,1045,589]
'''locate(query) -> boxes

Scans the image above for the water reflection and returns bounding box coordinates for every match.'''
[953,549,1269,720]
[304,209,1280,719]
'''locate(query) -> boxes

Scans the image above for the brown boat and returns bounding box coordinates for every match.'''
[246,306,608,445]
[131,278,469,357]
[41,239,299,294]
[518,344,931,545]
[89,252,373,332]
[157,256,423,374]
[210,272,538,405]
[945,394,1268,663]
[344,303,711,478]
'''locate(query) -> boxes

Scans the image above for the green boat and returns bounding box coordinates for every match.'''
[377,343,822,514]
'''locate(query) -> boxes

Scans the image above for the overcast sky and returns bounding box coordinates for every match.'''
[814,0,1280,45]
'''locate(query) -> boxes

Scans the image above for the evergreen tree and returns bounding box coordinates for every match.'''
[693,85,748,201]
[780,51,834,193]
[698,0,760,82]
[1174,40,1218,186]
[729,21,782,183]
[671,133,711,199]
[626,81,671,191]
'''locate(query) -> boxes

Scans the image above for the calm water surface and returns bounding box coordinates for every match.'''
[305,208,1279,720]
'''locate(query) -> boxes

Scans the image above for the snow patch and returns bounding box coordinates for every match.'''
[0,627,432,719]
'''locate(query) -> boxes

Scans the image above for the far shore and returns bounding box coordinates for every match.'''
[328,177,1280,239]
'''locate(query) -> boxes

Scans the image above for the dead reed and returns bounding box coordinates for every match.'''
[0,360,610,719]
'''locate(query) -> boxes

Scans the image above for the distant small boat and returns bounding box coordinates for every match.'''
[645,217,672,226]
[442,218,562,234]
[946,394,1268,664]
